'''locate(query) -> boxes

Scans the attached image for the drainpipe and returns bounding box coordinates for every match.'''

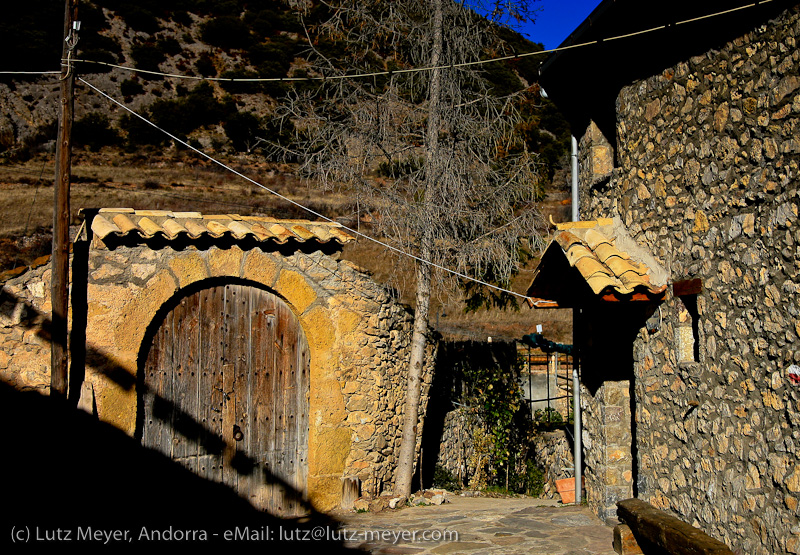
[571,135,579,222]
[573,368,581,505]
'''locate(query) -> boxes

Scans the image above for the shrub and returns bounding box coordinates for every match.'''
[122,82,236,147]
[223,111,264,152]
[77,49,117,74]
[194,52,217,77]
[219,67,261,95]
[120,78,145,98]
[116,6,161,34]
[157,37,182,56]
[377,157,423,178]
[432,464,461,491]
[200,16,253,50]
[131,42,167,77]
[120,112,166,147]
[73,113,121,151]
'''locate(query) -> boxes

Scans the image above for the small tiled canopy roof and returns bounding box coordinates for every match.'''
[527,218,667,307]
[87,208,355,247]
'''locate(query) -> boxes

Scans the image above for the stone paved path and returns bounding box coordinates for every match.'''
[336,496,616,554]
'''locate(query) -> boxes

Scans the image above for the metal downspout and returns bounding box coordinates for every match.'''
[571,135,579,222]
[573,368,581,505]
[571,135,581,504]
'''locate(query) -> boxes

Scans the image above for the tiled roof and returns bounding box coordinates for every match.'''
[527,218,667,305]
[87,209,355,247]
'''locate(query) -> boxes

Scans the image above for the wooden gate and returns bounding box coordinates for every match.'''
[141,283,310,516]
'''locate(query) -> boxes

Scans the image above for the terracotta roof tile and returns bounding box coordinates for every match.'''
[86,208,355,248]
[528,218,667,303]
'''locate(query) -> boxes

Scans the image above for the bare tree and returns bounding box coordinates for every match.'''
[279,0,545,496]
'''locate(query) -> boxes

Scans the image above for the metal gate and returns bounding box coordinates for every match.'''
[141,283,309,515]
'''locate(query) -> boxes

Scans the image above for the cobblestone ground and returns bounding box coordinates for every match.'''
[337,497,616,554]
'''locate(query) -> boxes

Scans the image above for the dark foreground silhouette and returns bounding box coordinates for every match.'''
[0,381,354,552]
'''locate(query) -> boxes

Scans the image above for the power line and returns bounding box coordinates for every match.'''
[0,70,60,75]
[79,77,542,304]
[64,0,777,83]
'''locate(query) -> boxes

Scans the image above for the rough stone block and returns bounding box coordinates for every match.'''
[167,251,209,288]
[613,524,643,555]
[208,246,244,277]
[308,427,351,476]
[276,269,318,314]
[241,249,279,286]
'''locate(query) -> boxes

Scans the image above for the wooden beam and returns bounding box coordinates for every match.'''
[612,524,643,555]
[51,0,77,402]
[616,498,734,555]
[673,278,703,297]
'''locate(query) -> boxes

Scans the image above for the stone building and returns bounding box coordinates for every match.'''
[0,208,434,514]
[528,1,800,553]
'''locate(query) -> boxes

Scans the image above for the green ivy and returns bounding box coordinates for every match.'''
[442,341,542,495]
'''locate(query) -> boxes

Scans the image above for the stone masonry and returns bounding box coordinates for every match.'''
[577,5,800,554]
[0,224,436,513]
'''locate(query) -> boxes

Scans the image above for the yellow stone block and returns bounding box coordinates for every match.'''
[208,246,244,277]
[241,249,279,286]
[311,377,346,422]
[335,307,362,337]
[301,305,335,354]
[787,470,800,493]
[307,476,344,513]
[113,271,177,356]
[276,269,318,314]
[308,427,351,476]
[90,373,138,435]
[168,251,209,288]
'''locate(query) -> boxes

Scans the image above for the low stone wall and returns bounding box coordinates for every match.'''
[532,429,573,500]
[436,408,474,486]
[0,257,52,393]
[0,238,436,511]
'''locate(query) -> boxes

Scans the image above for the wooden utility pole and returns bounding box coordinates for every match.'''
[51,0,78,402]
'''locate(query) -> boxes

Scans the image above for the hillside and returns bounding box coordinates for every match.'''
[0,0,574,342]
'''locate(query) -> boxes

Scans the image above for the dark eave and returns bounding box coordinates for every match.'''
[539,0,798,140]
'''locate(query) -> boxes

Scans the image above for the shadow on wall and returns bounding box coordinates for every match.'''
[0,287,354,550]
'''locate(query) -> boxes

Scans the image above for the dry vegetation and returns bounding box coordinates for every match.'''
[0,148,573,343]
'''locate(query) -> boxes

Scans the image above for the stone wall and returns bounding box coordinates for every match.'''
[579,5,800,553]
[435,408,474,486]
[532,429,573,499]
[579,379,634,522]
[0,240,436,512]
[0,257,53,392]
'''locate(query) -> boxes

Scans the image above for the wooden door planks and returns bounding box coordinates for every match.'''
[142,282,310,516]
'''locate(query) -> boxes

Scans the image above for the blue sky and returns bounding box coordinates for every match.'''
[517,0,603,49]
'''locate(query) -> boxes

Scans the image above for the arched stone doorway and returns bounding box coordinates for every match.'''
[140,281,310,516]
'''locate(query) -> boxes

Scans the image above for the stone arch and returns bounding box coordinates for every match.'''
[84,246,356,509]
[133,275,305,435]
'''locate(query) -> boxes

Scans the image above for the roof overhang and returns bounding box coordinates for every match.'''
[526,217,667,308]
[82,208,355,250]
[539,0,797,140]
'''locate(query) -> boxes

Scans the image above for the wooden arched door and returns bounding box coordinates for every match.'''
[141,282,310,516]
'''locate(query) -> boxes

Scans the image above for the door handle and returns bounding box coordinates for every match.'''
[233,424,244,442]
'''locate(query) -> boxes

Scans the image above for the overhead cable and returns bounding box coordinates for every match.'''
[65,0,775,83]
[79,77,543,304]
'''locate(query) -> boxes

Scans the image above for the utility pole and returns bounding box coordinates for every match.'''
[51,0,78,402]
